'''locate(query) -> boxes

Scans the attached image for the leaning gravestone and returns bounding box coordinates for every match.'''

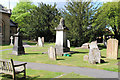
[48,46,56,60]
[38,37,43,47]
[12,28,25,55]
[88,41,101,64]
[107,39,118,59]
[10,36,13,46]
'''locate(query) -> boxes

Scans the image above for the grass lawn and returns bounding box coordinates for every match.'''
[0,69,94,79]
[1,41,120,72]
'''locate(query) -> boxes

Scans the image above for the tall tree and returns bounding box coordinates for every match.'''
[10,1,36,38]
[95,2,119,40]
[29,3,61,41]
[63,0,100,46]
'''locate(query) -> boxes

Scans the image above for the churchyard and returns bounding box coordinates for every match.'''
[0,40,120,79]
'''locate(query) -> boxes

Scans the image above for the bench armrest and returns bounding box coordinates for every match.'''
[14,63,27,67]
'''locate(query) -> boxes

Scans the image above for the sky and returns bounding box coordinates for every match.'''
[0,0,114,10]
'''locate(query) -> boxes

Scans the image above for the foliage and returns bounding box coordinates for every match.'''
[10,1,36,35]
[63,0,101,46]
[95,2,120,41]
[28,3,61,41]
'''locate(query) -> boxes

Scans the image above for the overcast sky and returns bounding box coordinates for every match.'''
[0,0,114,10]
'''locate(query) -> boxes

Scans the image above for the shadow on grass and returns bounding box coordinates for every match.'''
[0,74,40,80]
[98,45,106,50]
[56,59,65,60]
[70,51,88,54]
[100,59,108,64]
[101,56,106,58]
[25,53,41,55]
[26,42,37,45]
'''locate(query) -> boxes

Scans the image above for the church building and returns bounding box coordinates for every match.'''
[0,4,17,45]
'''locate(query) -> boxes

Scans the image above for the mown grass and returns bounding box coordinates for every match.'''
[1,41,120,72]
[0,69,63,80]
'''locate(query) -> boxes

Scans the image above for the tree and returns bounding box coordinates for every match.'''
[10,1,36,38]
[63,0,100,46]
[95,2,119,40]
[28,3,61,41]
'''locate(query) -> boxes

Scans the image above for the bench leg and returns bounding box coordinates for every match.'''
[12,73,16,80]
[24,70,26,79]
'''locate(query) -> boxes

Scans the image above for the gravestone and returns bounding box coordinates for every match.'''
[107,39,118,59]
[10,36,13,46]
[12,28,25,55]
[55,18,70,56]
[42,37,44,47]
[88,41,101,64]
[67,39,70,48]
[38,37,43,47]
[48,46,56,60]
[80,43,89,49]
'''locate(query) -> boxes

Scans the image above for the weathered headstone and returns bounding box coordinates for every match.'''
[10,36,13,46]
[42,37,44,47]
[89,41,98,49]
[55,18,70,56]
[88,41,101,64]
[48,46,56,60]
[106,39,118,59]
[67,39,70,48]
[38,37,43,47]
[80,43,89,49]
[12,28,25,55]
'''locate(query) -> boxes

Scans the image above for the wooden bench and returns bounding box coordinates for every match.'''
[0,59,27,80]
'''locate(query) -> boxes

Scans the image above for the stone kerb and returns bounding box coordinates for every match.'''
[107,39,118,59]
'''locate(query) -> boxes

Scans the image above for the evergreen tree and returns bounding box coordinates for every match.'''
[63,0,100,46]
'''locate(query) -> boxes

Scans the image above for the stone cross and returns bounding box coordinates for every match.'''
[88,41,101,64]
[48,46,56,60]
[106,39,118,59]
[38,37,43,47]
[10,36,13,46]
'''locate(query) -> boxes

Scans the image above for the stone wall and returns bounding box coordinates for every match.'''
[1,13,10,44]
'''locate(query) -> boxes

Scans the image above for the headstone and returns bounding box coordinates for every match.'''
[10,36,13,46]
[106,39,118,59]
[48,46,56,60]
[89,41,98,49]
[38,37,43,47]
[55,18,70,56]
[80,43,89,49]
[42,37,44,47]
[88,41,101,64]
[83,55,89,61]
[12,28,25,55]
[67,40,70,48]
